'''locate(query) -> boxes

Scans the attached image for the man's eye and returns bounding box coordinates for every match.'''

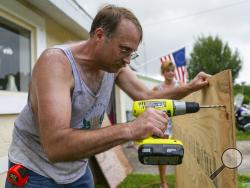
[120,47,130,53]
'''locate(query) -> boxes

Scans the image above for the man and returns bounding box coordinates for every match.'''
[6,5,209,187]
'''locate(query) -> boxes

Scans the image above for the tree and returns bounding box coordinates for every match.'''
[234,83,250,104]
[188,35,242,82]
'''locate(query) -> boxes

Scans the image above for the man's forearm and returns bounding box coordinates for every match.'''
[44,123,132,163]
[148,84,193,100]
[162,84,193,99]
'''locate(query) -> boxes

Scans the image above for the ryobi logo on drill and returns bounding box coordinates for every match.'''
[145,101,165,108]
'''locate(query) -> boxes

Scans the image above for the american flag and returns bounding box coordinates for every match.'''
[160,47,188,84]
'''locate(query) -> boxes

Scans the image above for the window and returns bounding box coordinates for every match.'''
[0,16,31,92]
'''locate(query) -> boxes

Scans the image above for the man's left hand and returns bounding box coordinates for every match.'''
[188,71,211,92]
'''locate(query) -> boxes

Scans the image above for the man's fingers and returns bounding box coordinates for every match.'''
[147,108,168,131]
[153,127,165,138]
[198,71,211,78]
[131,108,169,140]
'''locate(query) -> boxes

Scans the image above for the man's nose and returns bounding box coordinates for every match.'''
[123,56,131,65]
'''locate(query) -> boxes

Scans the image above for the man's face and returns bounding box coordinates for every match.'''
[98,19,141,73]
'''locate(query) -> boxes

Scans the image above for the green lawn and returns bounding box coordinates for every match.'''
[96,174,250,188]
[238,175,250,188]
[117,174,175,188]
[236,129,250,141]
[96,174,175,188]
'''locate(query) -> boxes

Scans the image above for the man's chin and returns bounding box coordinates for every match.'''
[103,64,126,73]
[105,67,121,73]
[111,65,126,72]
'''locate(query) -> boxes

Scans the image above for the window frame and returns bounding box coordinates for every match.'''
[0,0,46,114]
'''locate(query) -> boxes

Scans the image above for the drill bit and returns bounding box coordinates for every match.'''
[200,105,225,108]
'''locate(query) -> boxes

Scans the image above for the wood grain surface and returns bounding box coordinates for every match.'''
[173,70,237,188]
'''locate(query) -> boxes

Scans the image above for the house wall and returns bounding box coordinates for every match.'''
[46,17,82,47]
[0,115,15,184]
[0,0,87,185]
[17,0,83,47]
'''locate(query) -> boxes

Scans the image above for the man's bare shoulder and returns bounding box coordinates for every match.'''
[39,48,68,62]
[34,48,71,71]
[31,48,73,85]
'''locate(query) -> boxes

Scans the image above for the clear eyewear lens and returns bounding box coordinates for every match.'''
[130,52,139,60]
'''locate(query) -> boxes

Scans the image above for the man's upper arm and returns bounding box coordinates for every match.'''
[32,50,73,142]
[115,66,150,100]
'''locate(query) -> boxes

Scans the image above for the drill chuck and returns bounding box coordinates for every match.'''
[185,102,200,113]
[168,101,200,115]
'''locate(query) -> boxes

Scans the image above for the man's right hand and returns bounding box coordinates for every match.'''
[128,108,168,140]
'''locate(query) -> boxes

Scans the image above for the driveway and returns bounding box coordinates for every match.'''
[237,141,250,174]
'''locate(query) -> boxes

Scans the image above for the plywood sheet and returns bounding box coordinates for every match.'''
[95,114,133,188]
[173,70,237,188]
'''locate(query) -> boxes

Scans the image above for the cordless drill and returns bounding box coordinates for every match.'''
[132,99,202,165]
[132,99,200,117]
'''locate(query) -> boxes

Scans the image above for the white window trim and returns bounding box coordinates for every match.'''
[0,91,28,114]
[0,0,46,114]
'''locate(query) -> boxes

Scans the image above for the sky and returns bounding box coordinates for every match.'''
[77,0,250,84]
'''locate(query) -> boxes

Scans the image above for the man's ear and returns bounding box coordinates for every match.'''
[94,28,105,41]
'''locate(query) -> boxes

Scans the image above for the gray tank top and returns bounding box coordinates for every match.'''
[8,45,115,184]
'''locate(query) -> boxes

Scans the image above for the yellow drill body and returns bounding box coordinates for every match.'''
[132,99,200,165]
[132,99,175,117]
